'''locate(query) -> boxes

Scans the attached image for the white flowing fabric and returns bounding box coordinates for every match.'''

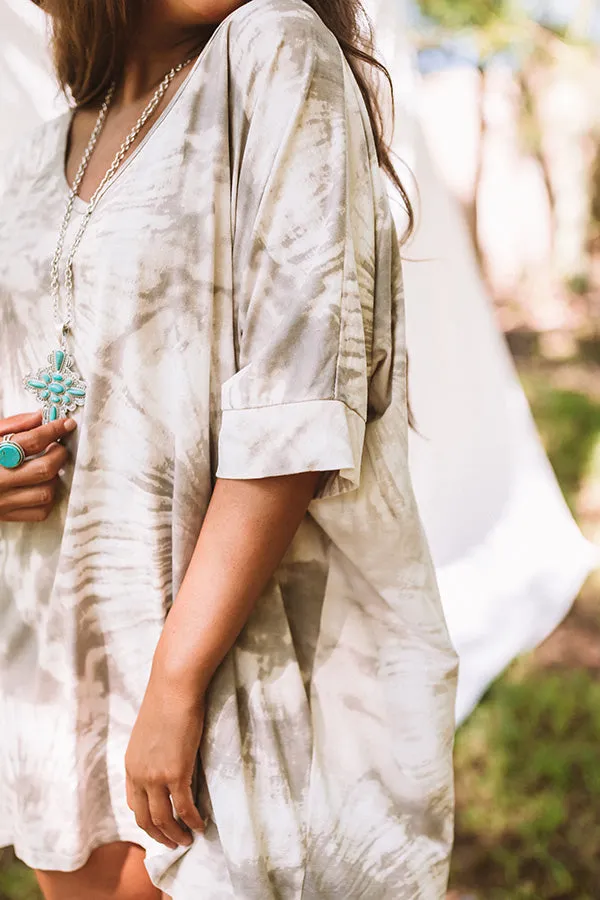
[367,0,598,722]
[0,0,63,158]
[0,0,597,725]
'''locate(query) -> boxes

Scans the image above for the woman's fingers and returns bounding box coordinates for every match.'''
[0,478,58,516]
[128,784,178,851]
[0,416,75,510]
[11,416,76,458]
[0,506,55,522]
[147,786,194,848]
[21,442,69,484]
[0,410,42,437]
[0,443,69,490]
[126,776,196,850]
[170,782,206,834]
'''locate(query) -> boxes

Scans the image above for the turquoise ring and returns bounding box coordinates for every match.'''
[0,434,26,470]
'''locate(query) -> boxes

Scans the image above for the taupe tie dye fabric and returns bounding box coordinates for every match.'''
[0,0,458,895]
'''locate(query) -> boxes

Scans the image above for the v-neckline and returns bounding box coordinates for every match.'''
[59,21,224,214]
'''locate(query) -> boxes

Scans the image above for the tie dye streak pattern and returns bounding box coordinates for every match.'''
[0,1,458,896]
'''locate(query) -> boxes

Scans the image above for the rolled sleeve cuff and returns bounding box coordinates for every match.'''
[216,399,365,498]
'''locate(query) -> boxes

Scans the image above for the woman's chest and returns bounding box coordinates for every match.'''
[0,135,236,421]
[2,145,234,350]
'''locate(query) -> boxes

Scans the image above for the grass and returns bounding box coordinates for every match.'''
[520,371,600,513]
[0,852,40,900]
[450,660,600,899]
[449,330,600,900]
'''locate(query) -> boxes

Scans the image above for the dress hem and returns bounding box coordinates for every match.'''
[0,827,150,873]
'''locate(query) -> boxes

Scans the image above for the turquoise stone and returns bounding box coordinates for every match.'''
[24,348,86,420]
[53,350,66,371]
[0,442,24,470]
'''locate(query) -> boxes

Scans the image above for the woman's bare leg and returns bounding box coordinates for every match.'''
[34,841,168,900]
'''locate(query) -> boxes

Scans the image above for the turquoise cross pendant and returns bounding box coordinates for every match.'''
[24,349,87,424]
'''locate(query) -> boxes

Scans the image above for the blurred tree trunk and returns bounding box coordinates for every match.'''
[467,63,487,268]
[517,64,557,242]
[540,60,593,286]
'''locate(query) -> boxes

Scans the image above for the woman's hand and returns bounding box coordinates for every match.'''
[0,411,77,522]
[124,669,207,851]
[125,474,319,851]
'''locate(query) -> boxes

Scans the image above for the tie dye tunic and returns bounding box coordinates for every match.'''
[0,0,458,896]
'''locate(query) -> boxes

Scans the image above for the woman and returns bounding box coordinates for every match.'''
[0,0,458,897]
[5,0,595,740]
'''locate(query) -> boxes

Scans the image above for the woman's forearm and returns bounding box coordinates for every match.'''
[152,471,322,695]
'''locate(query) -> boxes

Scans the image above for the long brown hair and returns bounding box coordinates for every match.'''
[48,0,414,239]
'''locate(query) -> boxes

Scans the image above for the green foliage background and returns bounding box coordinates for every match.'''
[418,0,512,30]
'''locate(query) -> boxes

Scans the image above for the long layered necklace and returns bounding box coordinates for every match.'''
[24,55,196,423]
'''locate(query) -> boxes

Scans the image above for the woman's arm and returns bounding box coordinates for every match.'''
[125,471,321,850]
[154,472,321,692]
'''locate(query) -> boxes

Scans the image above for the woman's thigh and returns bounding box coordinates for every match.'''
[34,841,170,900]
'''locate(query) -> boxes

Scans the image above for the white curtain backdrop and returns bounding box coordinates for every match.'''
[367,0,598,722]
[0,0,63,158]
[1,0,598,724]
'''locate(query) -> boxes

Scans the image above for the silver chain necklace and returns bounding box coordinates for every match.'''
[24,55,195,423]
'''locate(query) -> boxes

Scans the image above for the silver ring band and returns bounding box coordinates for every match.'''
[0,434,26,470]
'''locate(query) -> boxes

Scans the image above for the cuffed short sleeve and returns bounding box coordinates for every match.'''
[216,5,387,498]
[218,399,366,496]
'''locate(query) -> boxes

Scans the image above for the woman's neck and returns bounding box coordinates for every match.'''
[116,25,213,107]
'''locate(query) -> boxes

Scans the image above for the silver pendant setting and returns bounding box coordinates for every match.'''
[24,349,87,424]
